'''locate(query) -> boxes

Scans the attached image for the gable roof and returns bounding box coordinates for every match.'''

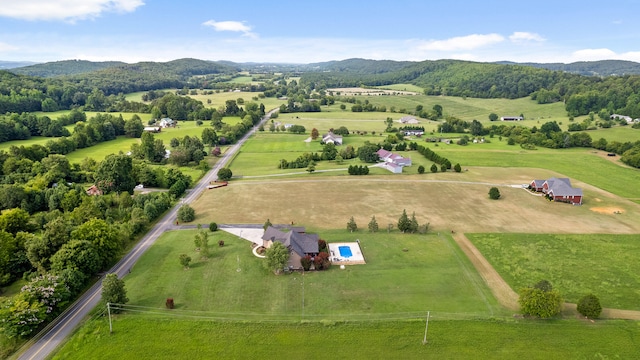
[322,132,342,144]
[544,177,583,197]
[262,226,319,256]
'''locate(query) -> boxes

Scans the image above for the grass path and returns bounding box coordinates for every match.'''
[455,232,640,320]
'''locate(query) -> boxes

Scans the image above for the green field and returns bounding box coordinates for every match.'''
[122,230,499,316]
[52,317,640,360]
[467,233,640,310]
[433,143,640,200]
[188,91,284,111]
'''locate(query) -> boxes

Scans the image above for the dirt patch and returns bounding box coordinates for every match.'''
[590,206,624,214]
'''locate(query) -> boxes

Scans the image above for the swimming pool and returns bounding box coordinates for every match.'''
[338,245,353,258]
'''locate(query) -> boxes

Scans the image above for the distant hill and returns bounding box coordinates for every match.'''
[496,60,640,76]
[11,60,126,77]
[11,58,239,78]
[306,58,413,74]
[0,61,38,70]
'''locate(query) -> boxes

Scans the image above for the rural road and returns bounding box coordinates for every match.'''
[16,110,276,360]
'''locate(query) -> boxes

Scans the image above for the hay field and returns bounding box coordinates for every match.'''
[191,171,640,234]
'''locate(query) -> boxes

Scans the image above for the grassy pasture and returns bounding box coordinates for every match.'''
[433,143,640,200]
[64,122,212,163]
[52,316,640,360]
[121,230,499,316]
[188,91,284,111]
[375,83,425,93]
[467,233,640,310]
[0,136,51,151]
[338,94,567,123]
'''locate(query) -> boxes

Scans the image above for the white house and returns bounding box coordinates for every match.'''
[500,116,523,121]
[610,114,634,124]
[376,149,412,173]
[322,132,343,145]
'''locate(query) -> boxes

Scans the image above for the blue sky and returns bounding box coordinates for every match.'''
[1,0,640,64]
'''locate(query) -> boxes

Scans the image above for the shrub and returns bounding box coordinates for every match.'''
[177,205,195,222]
[301,255,312,271]
[577,294,602,318]
[218,240,225,247]
[166,298,174,309]
[454,163,462,172]
[417,165,425,174]
[318,239,327,252]
[489,187,501,200]
[217,167,233,181]
[209,222,218,232]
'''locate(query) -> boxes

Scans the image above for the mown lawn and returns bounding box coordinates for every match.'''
[467,233,640,310]
[52,316,640,360]
[122,229,500,317]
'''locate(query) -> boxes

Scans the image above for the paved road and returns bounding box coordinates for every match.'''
[17,110,276,360]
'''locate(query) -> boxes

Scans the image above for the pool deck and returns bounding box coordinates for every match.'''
[328,242,366,265]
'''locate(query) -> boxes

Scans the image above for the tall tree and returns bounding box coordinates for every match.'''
[101,273,129,312]
[95,154,135,194]
[264,242,289,274]
[71,218,121,269]
[347,216,358,232]
[311,128,319,140]
[397,209,410,233]
[124,116,144,138]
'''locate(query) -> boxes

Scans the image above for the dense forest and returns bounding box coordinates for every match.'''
[299,58,640,118]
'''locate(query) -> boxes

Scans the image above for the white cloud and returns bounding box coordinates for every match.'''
[418,33,504,51]
[509,32,545,43]
[0,42,19,52]
[571,48,617,60]
[570,48,640,62]
[0,0,144,22]
[202,20,256,38]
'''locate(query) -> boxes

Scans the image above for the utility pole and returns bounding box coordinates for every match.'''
[107,302,113,334]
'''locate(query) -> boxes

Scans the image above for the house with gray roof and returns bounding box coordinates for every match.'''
[262,226,319,269]
[530,177,583,205]
[322,132,343,145]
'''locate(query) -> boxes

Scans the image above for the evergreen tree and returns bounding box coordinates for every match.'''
[263,218,273,230]
[409,212,419,233]
[347,216,358,232]
[397,209,410,233]
[368,215,379,232]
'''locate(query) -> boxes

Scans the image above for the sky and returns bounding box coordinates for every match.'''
[1,0,640,64]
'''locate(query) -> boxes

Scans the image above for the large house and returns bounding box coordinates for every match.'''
[376,149,412,173]
[322,132,343,145]
[159,117,175,128]
[610,114,639,124]
[262,226,319,269]
[529,177,583,205]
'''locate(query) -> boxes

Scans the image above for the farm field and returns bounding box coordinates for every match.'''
[191,173,640,234]
[467,233,640,311]
[52,317,640,360]
[188,90,284,111]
